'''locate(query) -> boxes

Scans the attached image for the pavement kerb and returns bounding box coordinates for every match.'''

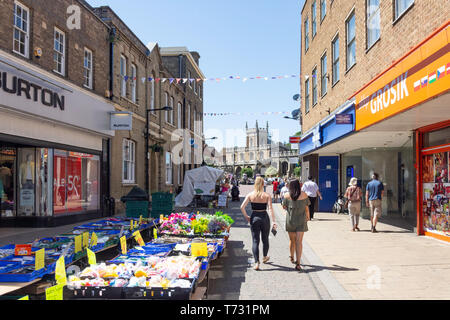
[272,203,353,300]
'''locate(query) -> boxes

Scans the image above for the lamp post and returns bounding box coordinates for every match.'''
[145,106,173,198]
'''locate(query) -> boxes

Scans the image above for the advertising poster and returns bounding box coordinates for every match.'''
[422,155,434,183]
[67,156,82,212]
[53,153,67,214]
[434,152,449,183]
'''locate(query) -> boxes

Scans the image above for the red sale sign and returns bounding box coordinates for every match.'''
[53,153,82,214]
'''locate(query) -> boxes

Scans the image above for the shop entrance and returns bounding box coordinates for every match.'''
[0,146,16,218]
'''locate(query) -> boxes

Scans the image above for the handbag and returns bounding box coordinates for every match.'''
[344,187,358,209]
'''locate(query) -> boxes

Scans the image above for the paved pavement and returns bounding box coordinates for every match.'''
[208,184,450,300]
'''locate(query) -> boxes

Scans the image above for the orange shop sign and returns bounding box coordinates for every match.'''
[355,24,450,131]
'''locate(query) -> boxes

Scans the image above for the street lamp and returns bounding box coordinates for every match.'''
[205,137,218,140]
[145,106,173,197]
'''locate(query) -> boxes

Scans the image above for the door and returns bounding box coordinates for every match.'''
[318,156,339,212]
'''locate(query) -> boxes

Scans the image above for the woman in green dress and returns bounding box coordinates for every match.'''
[282,179,310,271]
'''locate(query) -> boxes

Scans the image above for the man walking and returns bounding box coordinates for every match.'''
[301,176,322,220]
[366,173,384,233]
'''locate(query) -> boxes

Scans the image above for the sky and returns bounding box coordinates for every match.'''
[87,0,305,150]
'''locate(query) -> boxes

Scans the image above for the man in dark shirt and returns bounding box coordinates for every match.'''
[365,173,384,233]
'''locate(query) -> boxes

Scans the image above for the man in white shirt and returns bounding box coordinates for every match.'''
[301,176,322,220]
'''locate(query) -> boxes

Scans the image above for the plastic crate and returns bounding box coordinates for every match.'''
[67,286,123,299]
[0,267,47,282]
[122,285,193,300]
[126,201,149,218]
[0,261,21,274]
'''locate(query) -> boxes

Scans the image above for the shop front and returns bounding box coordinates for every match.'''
[0,51,115,227]
[315,22,449,239]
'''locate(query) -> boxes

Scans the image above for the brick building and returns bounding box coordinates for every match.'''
[299,0,449,241]
[0,0,115,226]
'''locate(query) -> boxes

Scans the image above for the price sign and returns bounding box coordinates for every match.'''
[153,228,158,240]
[160,214,164,221]
[45,283,64,300]
[18,296,29,300]
[130,220,134,230]
[74,235,82,253]
[82,232,89,248]
[15,244,32,256]
[120,236,127,254]
[133,230,145,246]
[139,215,143,226]
[86,248,97,265]
[91,232,98,247]
[191,243,208,257]
[35,248,45,271]
[55,256,67,286]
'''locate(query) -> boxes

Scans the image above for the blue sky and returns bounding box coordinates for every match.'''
[87,0,305,150]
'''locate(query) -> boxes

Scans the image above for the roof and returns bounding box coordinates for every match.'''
[160,47,205,79]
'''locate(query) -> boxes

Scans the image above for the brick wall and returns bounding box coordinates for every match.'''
[0,0,110,98]
[300,0,449,132]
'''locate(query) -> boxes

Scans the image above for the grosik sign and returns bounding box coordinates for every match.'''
[0,70,65,110]
[335,114,353,125]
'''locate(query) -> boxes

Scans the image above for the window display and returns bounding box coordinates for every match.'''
[0,148,16,218]
[18,148,36,217]
[54,150,100,215]
[422,151,450,237]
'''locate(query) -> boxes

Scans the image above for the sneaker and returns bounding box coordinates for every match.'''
[355,227,360,232]
[253,263,260,270]
[373,227,378,233]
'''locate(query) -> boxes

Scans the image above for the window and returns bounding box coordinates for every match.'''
[164,92,169,122]
[305,79,310,113]
[312,67,318,106]
[177,102,182,129]
[304,18,309,52]
[13,2,29,58]
[346,11,356,70]
[332,35,340,85]
[320,0,326,22]
[321,53,327,96]
[54,28,66,75]
[150,74,156,114]
[123,139,135,183]
[120,56,127,97]
[170,96,174,124]
[193,77,196,94]
[187,104,191,130]
[199,84,202,99]
[83,48,93,89]
[367,0,380,49]
[166,152,173,185]
[188,71,192,87]
[130,64,137,103]
[395,0,414,20]
[311,1,317,38]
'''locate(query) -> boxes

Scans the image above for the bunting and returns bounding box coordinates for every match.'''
[118,73,315,84]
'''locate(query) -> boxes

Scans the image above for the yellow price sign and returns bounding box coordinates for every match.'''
[191,243,208,257]
[86,248,96,265]
[74,235,82,253]
[139,215,143,225]
[133,230,145,246]
[18,295,29,300]
[45,283,64,300]
[35,248,45,271]
[55,256,67,286]
[120,236,127,254]
[160,214,164,221]
[153,228,158,240]
[91,232,98,247]
[82,232,89,248]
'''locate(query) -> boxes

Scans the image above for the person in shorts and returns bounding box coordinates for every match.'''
[365,173,384,233]
[272,178,280,203]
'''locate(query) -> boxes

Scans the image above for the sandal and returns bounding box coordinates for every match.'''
[290,256,295,264]
[295,263,302,271]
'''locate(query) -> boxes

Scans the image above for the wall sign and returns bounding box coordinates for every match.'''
[335,114,353,125]
[110,112,133,130]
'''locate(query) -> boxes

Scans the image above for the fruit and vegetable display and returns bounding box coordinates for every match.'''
[160,211,234,236]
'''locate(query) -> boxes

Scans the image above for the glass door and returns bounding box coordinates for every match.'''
[17,148,36,217]
[0,147,16,218]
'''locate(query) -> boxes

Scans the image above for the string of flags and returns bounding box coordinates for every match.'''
[120,73,316,84]
[203,111,291,117]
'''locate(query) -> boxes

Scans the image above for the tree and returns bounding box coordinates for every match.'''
[241,167,254,178]
[293,166,301,177]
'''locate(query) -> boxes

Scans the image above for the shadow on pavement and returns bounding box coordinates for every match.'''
[301,264,359,274]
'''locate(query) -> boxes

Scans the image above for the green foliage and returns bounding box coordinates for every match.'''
[241,167,253,178]
[294,166,301,177]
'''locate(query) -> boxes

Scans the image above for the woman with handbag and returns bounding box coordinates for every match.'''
[344,177,362,232]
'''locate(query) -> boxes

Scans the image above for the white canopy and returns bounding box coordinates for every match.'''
[175,166,225,207]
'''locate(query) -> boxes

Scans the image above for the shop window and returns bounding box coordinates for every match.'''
[13,2,30,58]
[53,150,100,215]
[423,127,450,148]
[0,147,16,218]
[18,148,36,216]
